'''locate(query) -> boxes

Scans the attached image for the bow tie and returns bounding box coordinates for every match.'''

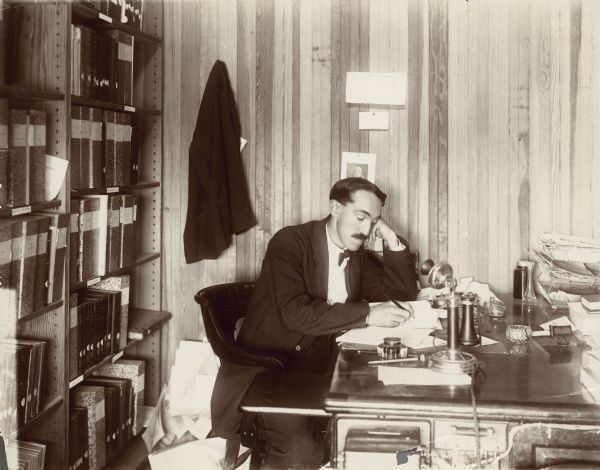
[338,250,352,266]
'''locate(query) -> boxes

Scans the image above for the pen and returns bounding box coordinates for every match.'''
[390,298,414,319]
[368,357,419,365]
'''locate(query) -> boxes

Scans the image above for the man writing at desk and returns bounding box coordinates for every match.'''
[212,177,417,468]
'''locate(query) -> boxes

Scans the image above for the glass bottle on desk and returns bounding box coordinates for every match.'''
[522,261,537,304]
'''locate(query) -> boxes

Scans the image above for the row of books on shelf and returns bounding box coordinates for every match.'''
[69,277,130,380]
[5,440,47,470]
[0,101,50,209]
[0,213,67,322]
[71,25,133,105]
[0,339,47,438]
[71,106,140,190]
[76,0,145,30]
[71,358,145,470]
[70,194,137,285]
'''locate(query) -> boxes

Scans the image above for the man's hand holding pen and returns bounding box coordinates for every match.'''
[366,300,414,327]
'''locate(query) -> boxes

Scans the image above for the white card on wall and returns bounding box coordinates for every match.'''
[358,111,389,130]
[346,72,407,105]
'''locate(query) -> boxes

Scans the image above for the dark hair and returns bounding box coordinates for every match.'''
[329,177,387,205]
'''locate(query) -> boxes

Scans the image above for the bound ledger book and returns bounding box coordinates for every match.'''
[0,338,47,436]
[94,359,145,435]
[83,376,134,454]
[95,275,130,350]
[1,214,65,323]
[3,103,48,208]
[69,407,90,470]
[71,385,106,470]
[68,287,125,380]
[5,439,47,470]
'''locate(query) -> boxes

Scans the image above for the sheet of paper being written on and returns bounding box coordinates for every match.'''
[368,300,440,329]
[336,301,441,348]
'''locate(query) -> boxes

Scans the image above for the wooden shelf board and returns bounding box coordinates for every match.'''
[0,199,62,219]
[69,309,171,389]
[71,181,160,196]
[16,300,64,327]
[70,252,161,292]
[0,84,64,101]
[71,95,161,114]
[126,309,172,343]
[7,396,64,442]
[71,2,162,45]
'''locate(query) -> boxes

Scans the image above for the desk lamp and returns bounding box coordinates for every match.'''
[423,261,478,374]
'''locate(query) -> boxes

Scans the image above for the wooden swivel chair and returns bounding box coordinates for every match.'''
[194,282,288,470]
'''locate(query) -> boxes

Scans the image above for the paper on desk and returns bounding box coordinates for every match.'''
[378,366,471,386]
[337,301,440,348]
[337,326,434,349]
[479,336,498,346]
[539,316,578,331]
[368,300,440,328]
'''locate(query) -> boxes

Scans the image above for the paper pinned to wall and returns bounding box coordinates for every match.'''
[358,111,389,130]
[346,72,407,105]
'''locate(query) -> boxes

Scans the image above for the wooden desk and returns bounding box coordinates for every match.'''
[240,372,331,417]
[325,295,600,469]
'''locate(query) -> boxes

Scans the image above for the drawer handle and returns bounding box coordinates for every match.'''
[450,425,495,438]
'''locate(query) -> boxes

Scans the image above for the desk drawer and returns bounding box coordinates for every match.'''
[433,419,507,452]
[332,415,431,469]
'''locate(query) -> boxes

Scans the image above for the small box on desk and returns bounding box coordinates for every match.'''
[568,302,600,336]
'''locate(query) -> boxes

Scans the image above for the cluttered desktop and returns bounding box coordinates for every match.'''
[241,260,600,469]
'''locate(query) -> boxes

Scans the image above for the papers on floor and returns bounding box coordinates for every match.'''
[378,366,471,386]
[148,438,251,470]
[337,301,441,349]
[143,340,221,451]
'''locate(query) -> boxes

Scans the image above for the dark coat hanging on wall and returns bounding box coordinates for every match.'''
[184,60,257,263]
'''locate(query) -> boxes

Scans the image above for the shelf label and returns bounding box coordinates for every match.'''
[87,277,101,287]
[106,186,119,193]
[112,350,124,362]
[69,375,84,389]
[12,206,32,216]
[123,105,136,113]
[98,12,113,23]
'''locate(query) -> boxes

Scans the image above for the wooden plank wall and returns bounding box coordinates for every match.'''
[163,0,600,366]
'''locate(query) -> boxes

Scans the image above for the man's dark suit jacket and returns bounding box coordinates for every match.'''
[211,217,417,438]
[184,60,256,263]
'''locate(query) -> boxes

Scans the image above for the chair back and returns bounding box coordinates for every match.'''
[194,282,287,371]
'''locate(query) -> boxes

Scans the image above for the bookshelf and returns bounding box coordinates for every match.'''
[1,1,167,469]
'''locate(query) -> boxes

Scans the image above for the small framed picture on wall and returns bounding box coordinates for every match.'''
[340,152,376,183]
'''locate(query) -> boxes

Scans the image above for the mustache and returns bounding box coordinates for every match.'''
[351,233,369,240]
